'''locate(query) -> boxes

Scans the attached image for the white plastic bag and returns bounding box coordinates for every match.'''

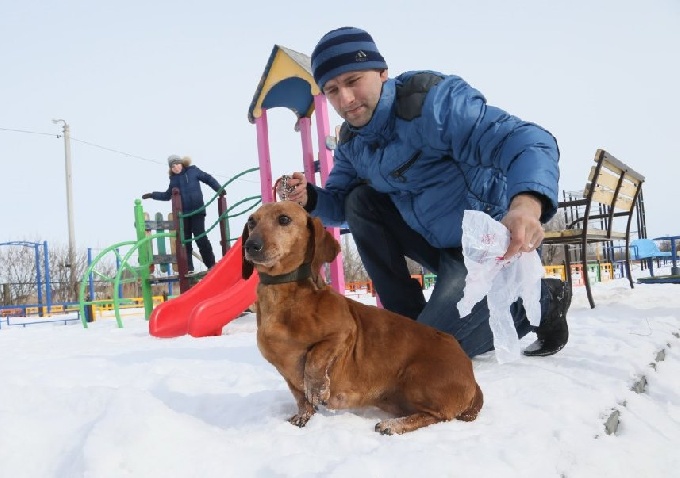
[457,210,544,363]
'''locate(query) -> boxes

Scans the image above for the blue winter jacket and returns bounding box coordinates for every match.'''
[311,71,560,248]
[150,164,221,215]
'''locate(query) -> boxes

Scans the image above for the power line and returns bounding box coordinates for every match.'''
[70,136,260,183]
[70,136,160,165]
[0,127,56,138]
[1,126,259,184]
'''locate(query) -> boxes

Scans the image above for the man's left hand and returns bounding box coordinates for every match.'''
[501,194,544,260]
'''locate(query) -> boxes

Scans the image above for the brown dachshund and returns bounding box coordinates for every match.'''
[242,202,483,435]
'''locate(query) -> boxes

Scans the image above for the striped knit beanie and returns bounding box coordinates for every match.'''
[311,27,387,89]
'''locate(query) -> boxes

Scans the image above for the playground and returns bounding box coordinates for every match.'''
[72,45,345,337]
[2,43,678,336]
[1,46,338,333]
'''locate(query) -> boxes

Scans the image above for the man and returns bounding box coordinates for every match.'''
[279,26,570,358]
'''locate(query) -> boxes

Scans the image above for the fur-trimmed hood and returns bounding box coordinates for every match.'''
[168,156,193,176]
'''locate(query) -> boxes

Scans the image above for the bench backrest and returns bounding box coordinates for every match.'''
[581,149,645,235]
[586,149,644,210]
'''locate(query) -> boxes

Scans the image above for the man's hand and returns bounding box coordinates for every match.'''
[141,193,152,199]
[277,172,308,206]
[501,194,544,260]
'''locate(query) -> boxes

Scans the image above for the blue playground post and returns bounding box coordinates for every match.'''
[43,241,51,311]
[115,248,123,299]
[34,243,43,314]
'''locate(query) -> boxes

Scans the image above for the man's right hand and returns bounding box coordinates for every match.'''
[142,193,152,199]
[277,172,307,206]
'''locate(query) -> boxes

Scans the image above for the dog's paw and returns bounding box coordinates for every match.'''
[306,389,326,407]
[375,418,412,435]
[288,411,313,428]
[375,413,442,435]
[375,419,397,435]
[305,376,331,407]
[317,378,331,405]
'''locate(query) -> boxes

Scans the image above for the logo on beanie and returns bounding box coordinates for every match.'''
[355,50,368,62]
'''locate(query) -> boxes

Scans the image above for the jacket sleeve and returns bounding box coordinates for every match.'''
[309,147,362,227]
[150,184,172,201]
[423,76,560,222]
[196,168,222,192]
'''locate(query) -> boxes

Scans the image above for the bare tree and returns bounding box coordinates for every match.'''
[340,234,424,283]
[47,243,76,303]
[0,244,37,303]
[541,214,567,265]
[75,248,121,301]
[341,234,368,282]
[0,239,117,305]
[657,240,670,253]
[405,257,426,275]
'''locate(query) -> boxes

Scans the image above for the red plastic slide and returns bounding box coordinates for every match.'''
[149,238,258,338]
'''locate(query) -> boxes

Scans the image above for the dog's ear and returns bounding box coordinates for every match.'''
[304,216,317,265]
[307,216,340,266]
[319,224,341,264]
[241,222,254,279]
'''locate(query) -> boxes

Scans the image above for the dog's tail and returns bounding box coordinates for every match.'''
[457,384,483,422]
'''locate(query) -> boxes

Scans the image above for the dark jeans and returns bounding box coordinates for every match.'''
[182,215,216,270]
[344,185,552,358]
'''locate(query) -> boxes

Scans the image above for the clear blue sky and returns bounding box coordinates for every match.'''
[2,0,678,253]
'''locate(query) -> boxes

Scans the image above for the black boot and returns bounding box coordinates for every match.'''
[523,278,571,357]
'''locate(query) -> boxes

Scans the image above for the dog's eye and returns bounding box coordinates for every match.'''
[278,215,291,226]
[247,217,256,229]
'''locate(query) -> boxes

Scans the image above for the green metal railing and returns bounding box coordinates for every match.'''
[78,167,262,328]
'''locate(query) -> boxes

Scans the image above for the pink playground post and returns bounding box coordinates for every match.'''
[248,45,345,293]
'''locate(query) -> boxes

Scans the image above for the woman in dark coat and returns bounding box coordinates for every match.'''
[143,155,221,273]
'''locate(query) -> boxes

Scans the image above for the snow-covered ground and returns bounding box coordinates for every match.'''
[1,267,679,477]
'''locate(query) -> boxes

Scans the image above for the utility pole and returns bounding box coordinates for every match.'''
[53,118,76,299]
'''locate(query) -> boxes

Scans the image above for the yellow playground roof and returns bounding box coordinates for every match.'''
[248,45,321,124]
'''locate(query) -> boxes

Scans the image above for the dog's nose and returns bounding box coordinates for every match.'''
[244,237,263,256]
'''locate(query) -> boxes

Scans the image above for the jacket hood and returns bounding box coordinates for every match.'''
[168,156,193,176]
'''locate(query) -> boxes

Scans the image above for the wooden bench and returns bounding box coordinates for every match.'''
[542,149,645,308]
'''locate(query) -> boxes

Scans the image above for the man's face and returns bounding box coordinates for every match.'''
[322,69,388,127]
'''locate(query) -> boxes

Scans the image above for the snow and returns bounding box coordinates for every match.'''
[1,268,679,477]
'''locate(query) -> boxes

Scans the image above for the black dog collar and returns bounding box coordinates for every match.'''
[257,263,312,285]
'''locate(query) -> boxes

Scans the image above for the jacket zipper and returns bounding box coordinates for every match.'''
[390,151,421,182]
